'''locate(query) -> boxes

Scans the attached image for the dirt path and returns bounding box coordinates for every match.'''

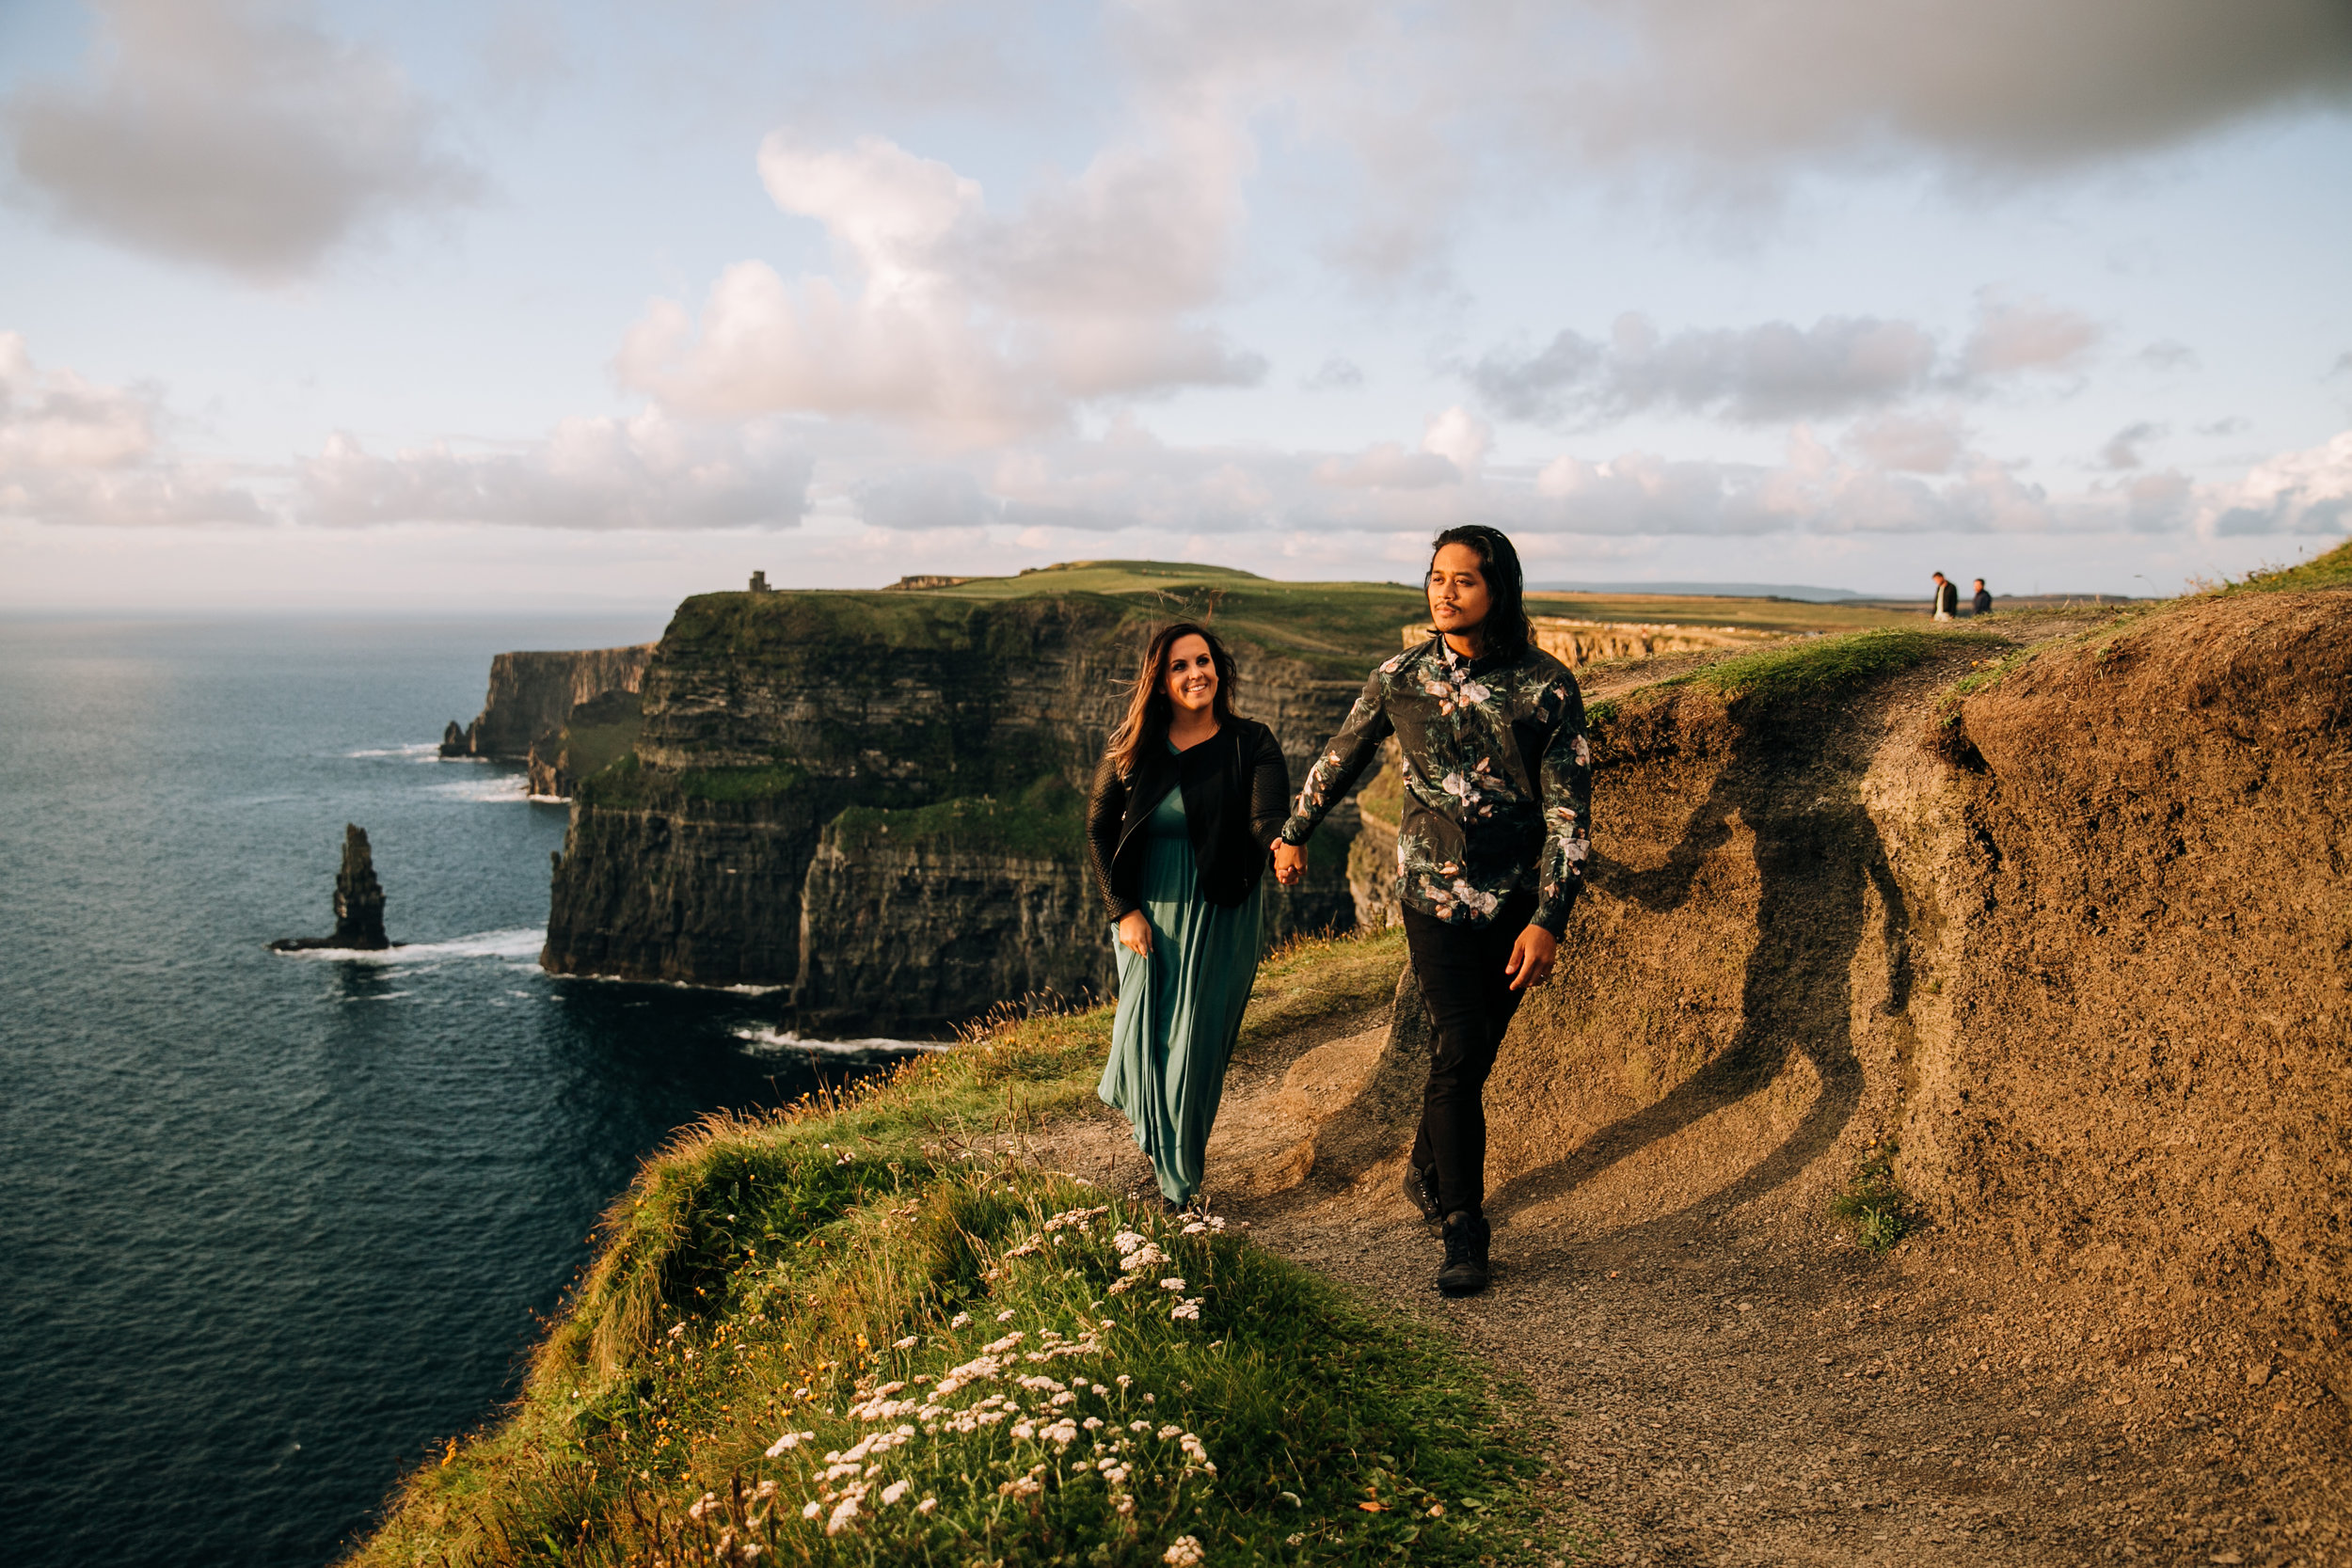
[1026,1010,2341,1568]
[1017,626,2346,1567]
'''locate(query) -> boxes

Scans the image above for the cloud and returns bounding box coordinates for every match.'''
[616,122,1265,442]
[1510,0,2352,172]
[4,0,480,280]
[2194,430,2352,536]
[1841,411,1970,475]
[2100,421,2165,470]
[294,412,812,530]
[1105,0,2352,290]
[825,415,2352,552]
[1955,293,2102,378]
[1304,356,1365,390]
[2136,340,2200,372]
[0,332,262,525]
[1471,295,2100,427]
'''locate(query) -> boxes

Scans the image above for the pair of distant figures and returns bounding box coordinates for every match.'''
[1930,572,1994,621]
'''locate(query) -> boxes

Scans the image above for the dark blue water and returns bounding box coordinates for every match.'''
[0,617,906,1567]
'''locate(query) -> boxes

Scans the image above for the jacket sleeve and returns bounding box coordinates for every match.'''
[1086,752,1136,921]
[1278,668,1393,846]
[1530,674,1594,935]
[1246,724,1293,851]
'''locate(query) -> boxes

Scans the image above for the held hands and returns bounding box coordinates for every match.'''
[1117,910,1152,958]
[1269,838,1307,887]
[1503,924,1558,991]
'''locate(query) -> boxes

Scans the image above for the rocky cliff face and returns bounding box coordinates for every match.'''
[540,581,1381,1031]
[442,645,654,761]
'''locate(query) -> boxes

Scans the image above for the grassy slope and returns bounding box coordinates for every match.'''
[348,929,1573,1568]
[2224,536,2352,594]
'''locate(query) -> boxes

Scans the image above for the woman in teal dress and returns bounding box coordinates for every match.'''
[1085,623,1291,1211]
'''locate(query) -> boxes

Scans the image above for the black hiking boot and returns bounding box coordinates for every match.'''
[1437,1211,1490,1297]
[1402,1162,1442,1224]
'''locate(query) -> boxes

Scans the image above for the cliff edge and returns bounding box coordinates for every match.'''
[541,563,1418,1032]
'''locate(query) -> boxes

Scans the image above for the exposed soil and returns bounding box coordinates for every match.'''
[1022,597,2350,1567]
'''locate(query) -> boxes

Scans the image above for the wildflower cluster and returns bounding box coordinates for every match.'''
[729,1202,1229,1560]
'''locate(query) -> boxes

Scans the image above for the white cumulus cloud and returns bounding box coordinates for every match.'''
[616,120,1265,442]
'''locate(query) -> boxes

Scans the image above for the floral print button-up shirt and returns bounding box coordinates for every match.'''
[1279,634,1592,931]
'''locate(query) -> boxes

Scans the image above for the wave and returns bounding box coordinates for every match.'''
[277,928,546,964]
[427,774,532,803]
[345,741,442,760]
[732,1025,949,1056]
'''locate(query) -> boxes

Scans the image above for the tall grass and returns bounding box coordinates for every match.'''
[346,928,1572,1567]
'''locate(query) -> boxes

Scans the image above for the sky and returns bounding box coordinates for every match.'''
[2,0,2348,610]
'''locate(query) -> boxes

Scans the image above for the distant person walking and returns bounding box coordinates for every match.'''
[1270,525,1592,1297]
[1931,572,1960,621]
[1971,578,1994,617]
[1088,623,1291,1212]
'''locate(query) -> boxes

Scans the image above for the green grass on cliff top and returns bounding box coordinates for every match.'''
[2223,536,2352,594]
[678,561,1922,686]
[344,927,1576,1568]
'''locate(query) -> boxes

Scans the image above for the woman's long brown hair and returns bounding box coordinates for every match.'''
[1104,622,1241,778]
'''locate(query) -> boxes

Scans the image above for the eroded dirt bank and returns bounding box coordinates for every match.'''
[1033,588,2350,1566]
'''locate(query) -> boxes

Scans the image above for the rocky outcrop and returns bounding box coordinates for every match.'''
[272,824,390,951]
[540,583,1377,1029]
[525,688,643,800]
[441,645,654,760]
[1401,616,1783,667]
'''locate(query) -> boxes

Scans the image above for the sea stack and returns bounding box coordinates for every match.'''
[272,824,391,951]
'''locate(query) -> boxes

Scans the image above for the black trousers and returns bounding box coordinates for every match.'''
[1403,891,1538,1219]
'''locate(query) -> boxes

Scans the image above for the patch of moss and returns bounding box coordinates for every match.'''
[828,776,1088,861]
[575,752,646,809]
[679,760,810,804]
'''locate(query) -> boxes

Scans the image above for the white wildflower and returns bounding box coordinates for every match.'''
[893,1335,919,1349]
[801,1500,821,1520]
[1111,1229,1146,1255]
[949,1312,972,1329]
[764,1430,814,1458]
[1011,1419,1037,1438]
[879,1480,909,1506]
[667,1323,687,1339]
[996,1308,1017,1322]
[917,1496,938,1513]
[688,1492,722,1523]
[826,1494,862,1535]
[1164,1534,1205,1566]
[1158,1423,1183,1440]
[1158,1276,1185,1291]
[1084,1416,1104,1431]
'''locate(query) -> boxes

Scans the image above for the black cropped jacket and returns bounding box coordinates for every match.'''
[1086,719,1292,921]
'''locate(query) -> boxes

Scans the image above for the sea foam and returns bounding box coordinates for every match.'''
[732,1025,948,1056]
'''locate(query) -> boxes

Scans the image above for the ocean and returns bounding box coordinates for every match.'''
[0,616,921,1567]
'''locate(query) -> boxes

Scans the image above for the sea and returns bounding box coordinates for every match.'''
[0,615,929,1567]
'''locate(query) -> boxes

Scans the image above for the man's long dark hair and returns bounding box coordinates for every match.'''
[1429,524,1533,660]
[1105,621,1241,777]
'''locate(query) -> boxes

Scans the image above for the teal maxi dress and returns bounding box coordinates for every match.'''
[1097,752,1265,1205]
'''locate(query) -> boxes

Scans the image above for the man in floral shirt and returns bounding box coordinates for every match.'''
[1272,525,1590,1296]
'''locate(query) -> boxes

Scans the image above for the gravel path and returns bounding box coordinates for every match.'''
[1028,1007,2347,1568]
